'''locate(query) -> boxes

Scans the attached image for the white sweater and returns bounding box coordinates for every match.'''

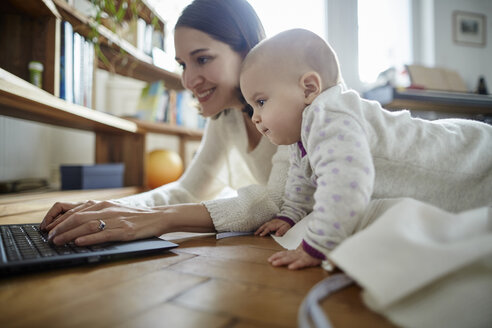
[117,109,289,231]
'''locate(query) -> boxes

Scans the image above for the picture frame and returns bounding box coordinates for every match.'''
[453,11,486,47]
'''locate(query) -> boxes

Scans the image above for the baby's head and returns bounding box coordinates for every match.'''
[240,28,341,145]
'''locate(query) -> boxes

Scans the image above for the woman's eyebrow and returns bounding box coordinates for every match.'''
[190,48,209,56]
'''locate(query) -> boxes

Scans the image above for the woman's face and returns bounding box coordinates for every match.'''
[174,27,244,117]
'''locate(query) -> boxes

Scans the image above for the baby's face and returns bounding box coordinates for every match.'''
[240,62,305,145]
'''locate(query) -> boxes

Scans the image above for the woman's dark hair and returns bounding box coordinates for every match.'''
[175,0,265,118]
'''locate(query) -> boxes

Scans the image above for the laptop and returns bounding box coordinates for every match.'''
[0,223,178,275]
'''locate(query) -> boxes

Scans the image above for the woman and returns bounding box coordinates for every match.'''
[41,0,289,246]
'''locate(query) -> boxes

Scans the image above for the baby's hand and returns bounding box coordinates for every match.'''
[255,218,292,237]
[268,248,322,270]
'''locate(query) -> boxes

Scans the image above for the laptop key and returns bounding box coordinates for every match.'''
[5,245,22,262]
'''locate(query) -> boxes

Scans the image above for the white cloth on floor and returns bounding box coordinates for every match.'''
[329,198,492,328]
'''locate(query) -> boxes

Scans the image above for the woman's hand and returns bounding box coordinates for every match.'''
[255,218,292,237]
[268,248,322,270]
[41,200,166,246]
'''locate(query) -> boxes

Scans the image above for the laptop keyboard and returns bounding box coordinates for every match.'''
[1,224,103,262]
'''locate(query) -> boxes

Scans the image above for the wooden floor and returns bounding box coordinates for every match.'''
[0,188,395,328]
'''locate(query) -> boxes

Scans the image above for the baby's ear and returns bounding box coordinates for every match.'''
[300,71,322,105]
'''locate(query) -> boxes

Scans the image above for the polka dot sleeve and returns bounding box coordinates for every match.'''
[276,143,317,224]
[302,105,375,258]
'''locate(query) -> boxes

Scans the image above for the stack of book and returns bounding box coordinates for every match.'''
[136,81,206,130]
[59,21,94,108]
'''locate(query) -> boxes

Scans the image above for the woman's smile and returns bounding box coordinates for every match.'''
[195,87,216,103]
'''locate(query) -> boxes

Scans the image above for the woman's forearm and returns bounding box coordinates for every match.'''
[155,203,216,234]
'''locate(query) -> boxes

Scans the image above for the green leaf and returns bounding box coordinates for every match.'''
[116,3,126,22]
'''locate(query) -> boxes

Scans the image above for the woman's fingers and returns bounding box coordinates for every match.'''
[49,218,103,245]
[46,199,112,234]
[44,200,98,231]
[41,202,80,230]
[44,200,161,246]
[74,227,126,246]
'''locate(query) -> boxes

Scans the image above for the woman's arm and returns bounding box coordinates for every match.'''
[45,201,215,246]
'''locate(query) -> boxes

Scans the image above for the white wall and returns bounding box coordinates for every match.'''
[0,116,94,186]
[432,0,492,91]
[327,0,492,93]
[326,0,362,91]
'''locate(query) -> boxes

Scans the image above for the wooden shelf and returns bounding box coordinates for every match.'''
[0,68,137,134]
[128,118,203,168]
[52,0,183,89]
[129,119,203,140]
[364,85,492,115]
[1,0,61,18]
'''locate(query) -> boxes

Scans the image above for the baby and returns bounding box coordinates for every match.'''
[239,28,492,270]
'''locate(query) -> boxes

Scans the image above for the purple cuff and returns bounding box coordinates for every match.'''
[297,141,307,157]
[302,240,327,260]
[276,216,296,227]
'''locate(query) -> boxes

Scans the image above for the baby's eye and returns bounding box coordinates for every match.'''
[256,99,266,107]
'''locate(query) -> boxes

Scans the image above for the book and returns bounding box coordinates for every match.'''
[60,21,74,103]
[136,81,167,121]
[73,32,83,105]
[83,39,94,108]
[406,64,468,92]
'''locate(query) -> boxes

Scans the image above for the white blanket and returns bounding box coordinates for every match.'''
[275,198,492,327]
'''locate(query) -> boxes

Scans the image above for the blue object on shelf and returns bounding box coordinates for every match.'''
[60,163,125,190]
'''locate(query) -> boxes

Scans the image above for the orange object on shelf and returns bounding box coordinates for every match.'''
[146,149,183,189]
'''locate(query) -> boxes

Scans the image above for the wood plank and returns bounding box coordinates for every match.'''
[0,14,37,84]
[320,284,396,328]
[229,320,286,328]
[2,0,60,18]
[365,85,492,115]
[118,302,233,328]
[215,235,285,251]
[0,187,142,205]
[30,15,60,96]
[0,252,194,307]
[168,255,329,295]
[129,118,203,140]
[0,187,142,217]
[174,242,279,264]
[0,68,138,134]
[228,319,280,328]
[169,234,285,253]
[0,254,204,328]
[173,278,300,327]
[0,211,51,224]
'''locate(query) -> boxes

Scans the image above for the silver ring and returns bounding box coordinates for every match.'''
[98,219,106,231]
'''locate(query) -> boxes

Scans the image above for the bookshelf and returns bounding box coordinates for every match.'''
[0,0,203,188]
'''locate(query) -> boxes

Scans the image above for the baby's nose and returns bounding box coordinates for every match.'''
[251,111,261,124]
